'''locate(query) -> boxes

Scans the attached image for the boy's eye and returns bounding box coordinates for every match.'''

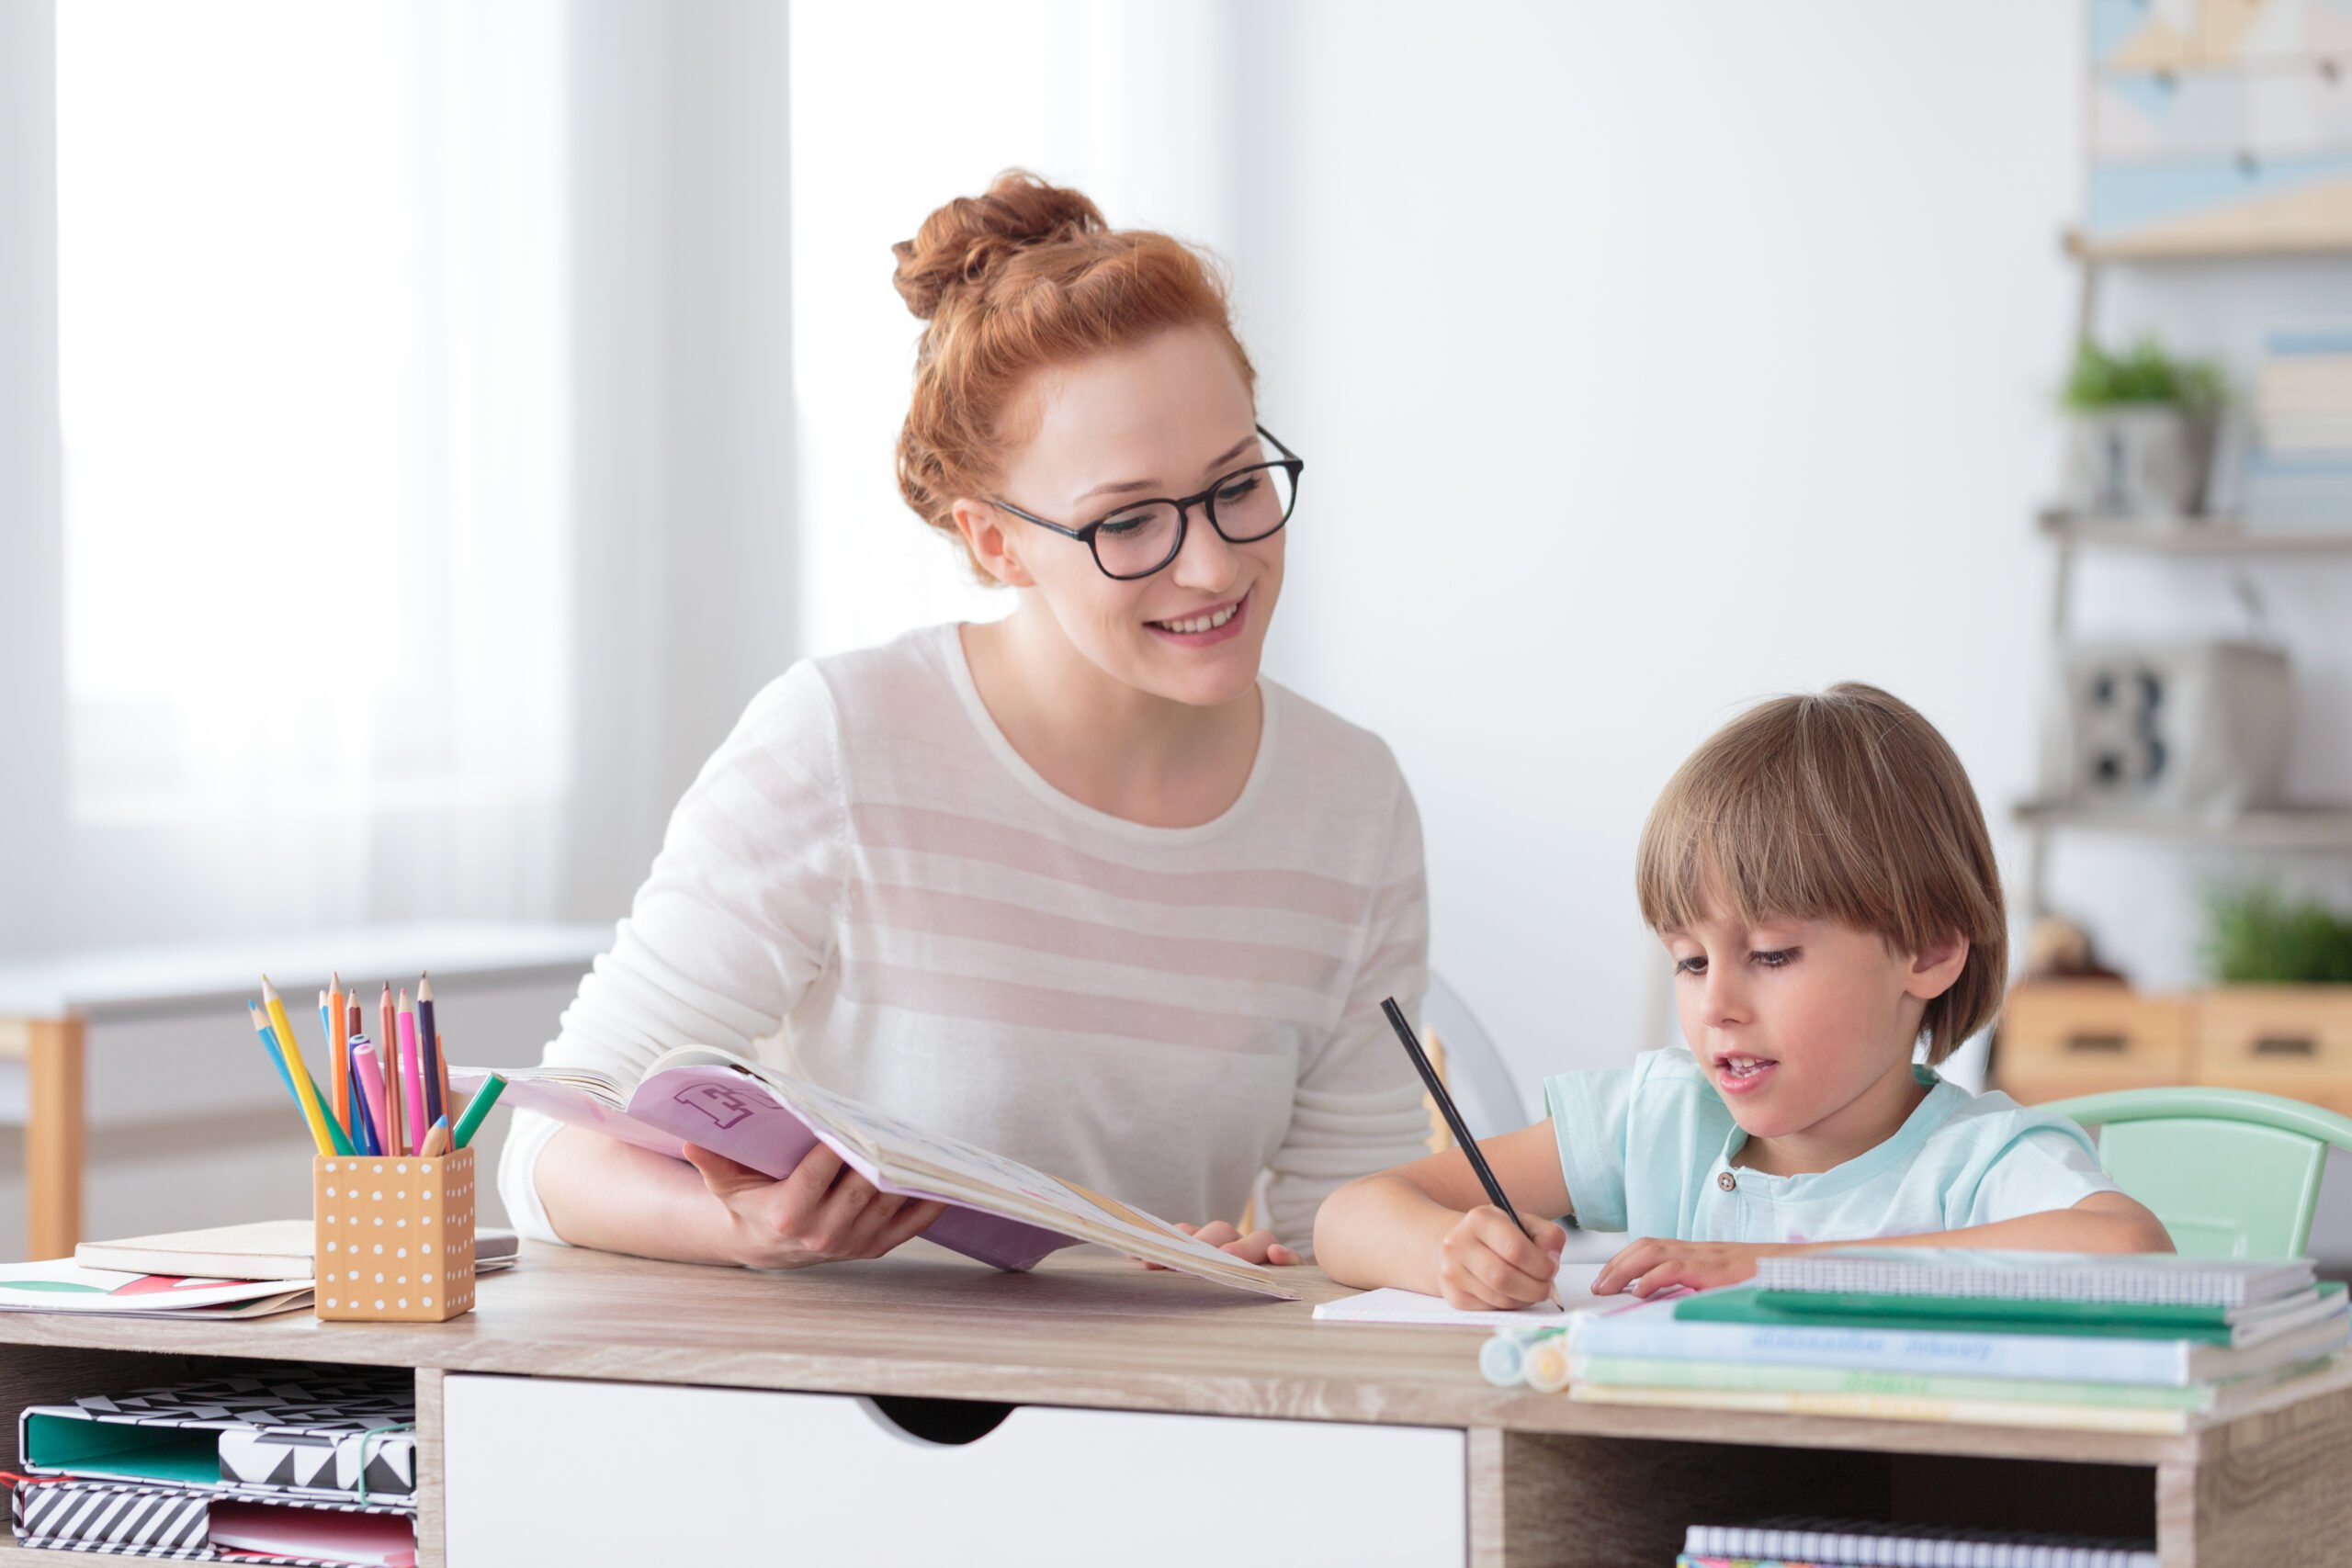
[1750,948,1797,968]
[1672,955,1705,976]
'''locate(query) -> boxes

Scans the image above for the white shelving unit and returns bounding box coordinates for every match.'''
[2018,232,2352,917]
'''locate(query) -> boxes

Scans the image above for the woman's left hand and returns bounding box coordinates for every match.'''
[1138,1220,1300,1269]
[1591,1235,1781,1297]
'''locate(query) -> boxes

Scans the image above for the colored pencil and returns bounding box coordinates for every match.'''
[418,1116,451,1158]
[344,1044,379,1156]
[416,973,444,1129]
[327,974,348,1140]
[379,982,404,1156]
[352,1039,395,1163]
[244,1000,300,1101]
[451,1072,505,1150]
[397,991,427,1156]
[262,976,350,1157]
[319,992,346,1144]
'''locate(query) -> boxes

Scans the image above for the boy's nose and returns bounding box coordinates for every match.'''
[1701,970,1749,1027]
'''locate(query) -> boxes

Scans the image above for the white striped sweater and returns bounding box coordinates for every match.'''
[500,623,1430,1253]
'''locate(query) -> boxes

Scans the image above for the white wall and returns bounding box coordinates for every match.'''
[1234,3,2094,1097]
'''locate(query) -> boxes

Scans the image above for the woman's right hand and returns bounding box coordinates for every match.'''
[684,1142,948,1269]
[1434,1204,1566,1311]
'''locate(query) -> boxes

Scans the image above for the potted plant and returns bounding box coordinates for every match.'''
[2194,884,2352,1112]
[2059,335,2225,519]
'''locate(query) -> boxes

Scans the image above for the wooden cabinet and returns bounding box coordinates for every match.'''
[2193,986,2352,1114]
[1999,983,2352,1111]
[1996,984,2193,1101]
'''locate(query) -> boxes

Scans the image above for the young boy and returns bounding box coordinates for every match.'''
[1315,682,2171,1309]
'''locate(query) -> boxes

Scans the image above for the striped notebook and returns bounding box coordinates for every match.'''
[1683,1517,2155,1567]
[1751,1249,2313,1308]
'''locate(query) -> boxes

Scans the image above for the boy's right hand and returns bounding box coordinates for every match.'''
[1435,1205,1567,1310]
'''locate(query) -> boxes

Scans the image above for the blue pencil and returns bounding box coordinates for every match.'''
[244,1000,299,1100]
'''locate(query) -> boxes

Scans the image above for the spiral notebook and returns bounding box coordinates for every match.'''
[1750,1249,2313,1308]
[1683,1517,2155,1567]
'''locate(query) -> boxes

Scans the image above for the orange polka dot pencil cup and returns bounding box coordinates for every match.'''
[312,1150,477,1323]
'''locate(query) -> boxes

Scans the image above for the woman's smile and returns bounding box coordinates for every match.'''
[1146,588,1250,646]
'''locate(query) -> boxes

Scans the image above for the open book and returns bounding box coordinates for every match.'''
[456,1047,1294,1299]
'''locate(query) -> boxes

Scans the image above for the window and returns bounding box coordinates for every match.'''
[55,0,570,828]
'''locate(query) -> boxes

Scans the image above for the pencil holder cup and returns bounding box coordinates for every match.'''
[312,1150,477,1323]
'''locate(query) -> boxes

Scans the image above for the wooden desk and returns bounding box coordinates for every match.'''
[0,922,608,1259]
[0,1244,2346,1565]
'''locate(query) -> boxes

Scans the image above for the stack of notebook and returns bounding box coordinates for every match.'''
[11,1366,419,1564]
[1552,1249,2350,1433]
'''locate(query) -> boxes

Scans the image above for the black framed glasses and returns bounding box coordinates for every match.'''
[991,425,1303,581]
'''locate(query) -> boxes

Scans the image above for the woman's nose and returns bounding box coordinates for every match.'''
[1167,504,1239,591]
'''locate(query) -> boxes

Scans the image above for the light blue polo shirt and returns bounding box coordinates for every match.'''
[1544,1046,2118,1243]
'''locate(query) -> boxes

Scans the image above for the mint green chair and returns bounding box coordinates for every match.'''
[2039,1088,2352,1259]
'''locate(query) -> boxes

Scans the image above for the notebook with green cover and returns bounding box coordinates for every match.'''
[1676,1280,2346,1346]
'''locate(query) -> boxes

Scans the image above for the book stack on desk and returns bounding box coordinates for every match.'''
[1554,1249,2350,1434]
[10,1366,419,1565]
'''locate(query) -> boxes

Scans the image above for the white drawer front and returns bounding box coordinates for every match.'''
[443,1374,1464,1566]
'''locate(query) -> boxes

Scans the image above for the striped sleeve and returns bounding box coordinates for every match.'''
[1261,776,1433,1253]
[497,662,850,1244]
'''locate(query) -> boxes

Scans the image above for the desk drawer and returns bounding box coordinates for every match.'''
[2193,986,2352,1112]
[1996,984,2191,1102]
[442,1374,1464,1566]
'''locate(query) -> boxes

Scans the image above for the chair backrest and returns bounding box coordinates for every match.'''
[1423,971,1528,1145]
[2035,1088,2352,1258]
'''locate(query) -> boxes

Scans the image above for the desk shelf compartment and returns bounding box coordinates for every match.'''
[0,1350,431,1564]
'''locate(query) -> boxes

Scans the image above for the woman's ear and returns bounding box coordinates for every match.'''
[951,498,1035,589]
[1905,933,1971,1003]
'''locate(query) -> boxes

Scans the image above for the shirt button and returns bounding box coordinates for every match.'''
[1717,1171,1737,1191]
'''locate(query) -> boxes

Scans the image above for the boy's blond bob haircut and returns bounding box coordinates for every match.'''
[1634,682,2007,1065]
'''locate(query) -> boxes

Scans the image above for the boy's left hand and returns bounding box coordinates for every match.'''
[1592,1236,1781,1297]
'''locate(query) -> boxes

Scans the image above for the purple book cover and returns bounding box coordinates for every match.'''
[464,1065,1073,1271]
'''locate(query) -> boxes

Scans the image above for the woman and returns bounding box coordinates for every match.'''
[499,171,1431,1270]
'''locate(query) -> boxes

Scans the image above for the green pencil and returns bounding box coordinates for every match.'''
[451,1073,506,1150]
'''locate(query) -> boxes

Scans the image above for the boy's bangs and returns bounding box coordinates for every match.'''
[1635,772,1878,939]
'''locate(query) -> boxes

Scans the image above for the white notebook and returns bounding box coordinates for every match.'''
[1753,1248,2314,1307]
[1312,1267,1676,1326]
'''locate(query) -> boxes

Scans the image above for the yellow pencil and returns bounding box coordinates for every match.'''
[262,975,341,1157]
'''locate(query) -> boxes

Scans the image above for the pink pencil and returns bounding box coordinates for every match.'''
[396,990,427,1156]
[352,1039,394,1162]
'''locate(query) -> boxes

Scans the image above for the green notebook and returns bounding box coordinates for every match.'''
[1674,1280,2346,1345]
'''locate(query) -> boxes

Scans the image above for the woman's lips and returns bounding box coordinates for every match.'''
[1146,589,1250,647]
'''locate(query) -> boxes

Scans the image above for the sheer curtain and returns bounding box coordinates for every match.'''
[51,0,572,942]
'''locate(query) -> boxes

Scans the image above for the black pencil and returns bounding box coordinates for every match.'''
[1381,996,1563,1312]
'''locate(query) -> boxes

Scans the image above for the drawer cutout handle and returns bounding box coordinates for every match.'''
[2064,1033,2129,1054]
[860,1394,1014,1448]
[2254,1035,2317,1058]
